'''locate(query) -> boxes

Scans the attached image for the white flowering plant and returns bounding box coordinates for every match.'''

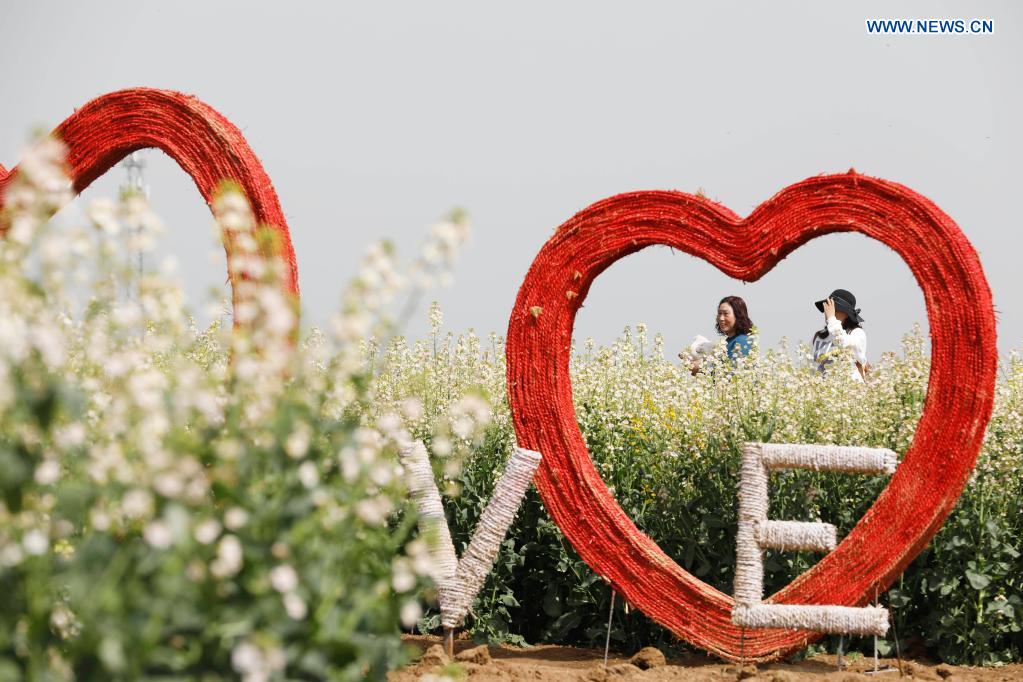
[0,137,479,680]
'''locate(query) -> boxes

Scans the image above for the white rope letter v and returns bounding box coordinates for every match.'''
[400,441,542,630]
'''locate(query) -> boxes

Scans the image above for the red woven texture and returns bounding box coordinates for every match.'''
[505,172,997,662]
[0,88,299,324]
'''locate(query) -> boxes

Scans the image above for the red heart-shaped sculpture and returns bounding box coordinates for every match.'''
[505,173,996,661]
[0,88,299,320]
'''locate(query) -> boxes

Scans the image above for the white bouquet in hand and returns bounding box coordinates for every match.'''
[681,334,716,360]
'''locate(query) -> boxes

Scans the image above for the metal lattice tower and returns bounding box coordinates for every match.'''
[120,151,148,303]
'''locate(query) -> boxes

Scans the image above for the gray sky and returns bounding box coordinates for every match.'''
[2,2,1020,359]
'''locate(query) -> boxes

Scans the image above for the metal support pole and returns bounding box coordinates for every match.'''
[603,591,616,669]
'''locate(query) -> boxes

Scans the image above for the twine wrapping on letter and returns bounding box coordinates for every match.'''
[734,604,889,636]
[760,443,897,475]
[399,441,458,590]
[755,521,836,552]
[400,442,541,629]
[733,442,896,637]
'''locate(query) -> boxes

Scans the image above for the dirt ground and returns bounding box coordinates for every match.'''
[391,635,1023,681]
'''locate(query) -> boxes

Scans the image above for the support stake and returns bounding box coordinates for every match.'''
[444,627,454,658]
[740,626,746,672]
[890,602,904,677]
[603,591,616,669]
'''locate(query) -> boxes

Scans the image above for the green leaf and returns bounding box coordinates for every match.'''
[965,569,991,591]
[548,611,581,639]
[542,589,563,618]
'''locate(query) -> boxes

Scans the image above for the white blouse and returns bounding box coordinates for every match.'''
[811,317,867,383]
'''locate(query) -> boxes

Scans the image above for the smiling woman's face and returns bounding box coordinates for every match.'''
[717,302,736,335]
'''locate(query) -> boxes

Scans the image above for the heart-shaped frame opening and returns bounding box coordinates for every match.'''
[505,173,996,661]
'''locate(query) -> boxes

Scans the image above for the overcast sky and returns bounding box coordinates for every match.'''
[2,2,1020,360]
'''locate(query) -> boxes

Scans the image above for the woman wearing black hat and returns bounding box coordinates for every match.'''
[811,289,867,382]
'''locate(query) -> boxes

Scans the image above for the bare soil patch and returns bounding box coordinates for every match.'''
[391,635,1023,681]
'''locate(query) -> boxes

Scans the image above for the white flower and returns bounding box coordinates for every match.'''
[90,509,111,532]
[338,447,360,483]
[405,539,435,577]
[121,489,154,519]
[23,529,49,556]
[144,520,173,549]
[452,416,474,440]
[377,412,402,437]
[153,472,184,498]
[432,437,452,458]
[34,459,61,485]
[50,604,80,640]
[215,190,250,218]
[269,564,299,594]
[284,424,311,459]
[231,642,262,676]
[355,496,393,526]
[401,397,424,421]
[0,316,29,363]
[428,301,443,335]
[400,600,422,628]
[0,543,25,567]
[368,463,395,487]
[297,461,319,489]
[258,288,296,336]
[112,304,141,329]
[54,423,86,449]
[224,507,249,530]
[283,592,307,620]
[391,558,416,592]
[127,369,167,411]
[231,639,285,682]
[8,214,37,245]
[194,519,222,545]
[87,197,120,235]
[211,535,243,578]
[215,439,243,461]
[331,310,371,343]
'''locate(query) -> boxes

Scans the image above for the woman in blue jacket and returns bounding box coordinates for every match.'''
[716,295,754,360]
[687,295,754,374]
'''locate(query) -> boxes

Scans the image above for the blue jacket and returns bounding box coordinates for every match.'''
[726,334,752,360]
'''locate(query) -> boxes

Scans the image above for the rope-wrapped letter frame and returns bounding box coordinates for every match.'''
[734,443,896,635]
[504,173,997,661]
[400,442,541,634]
[0,88,299,338]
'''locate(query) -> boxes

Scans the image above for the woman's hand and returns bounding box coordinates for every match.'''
[823,297,837,321]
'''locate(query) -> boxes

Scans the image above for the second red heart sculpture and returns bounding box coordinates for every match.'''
[0,88,299,325]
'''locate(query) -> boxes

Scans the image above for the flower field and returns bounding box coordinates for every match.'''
[372,314,1022,667]
[0,138,1021,678]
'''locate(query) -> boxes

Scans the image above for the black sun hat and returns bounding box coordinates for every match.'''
[815,289,864,325]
